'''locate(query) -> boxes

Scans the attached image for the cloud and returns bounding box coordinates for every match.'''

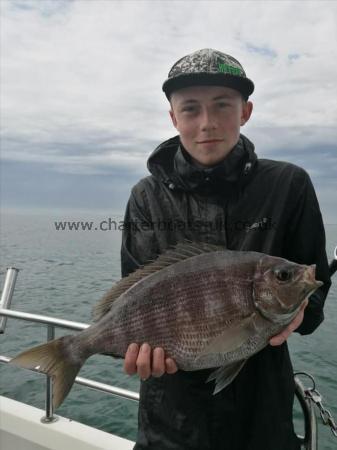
[245,44,277,59]
[1,0,336,220]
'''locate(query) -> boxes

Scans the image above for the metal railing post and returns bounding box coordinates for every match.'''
[40,325,58,423]
[0,267,19,333]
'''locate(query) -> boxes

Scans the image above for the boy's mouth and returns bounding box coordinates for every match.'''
[197,139,224,144]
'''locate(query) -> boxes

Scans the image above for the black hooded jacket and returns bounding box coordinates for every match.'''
[121,134,331,450]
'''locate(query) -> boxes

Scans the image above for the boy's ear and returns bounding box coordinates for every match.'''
[169,109,178,128]
[241,101,253,126]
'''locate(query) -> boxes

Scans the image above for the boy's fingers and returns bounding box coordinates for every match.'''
[136,343,152,380]
[152,347,165,377]
[165,357,178,374]
[124,343,139,375]
[269,329,290,346]
[269,299,309,346]
[124,343,177,378]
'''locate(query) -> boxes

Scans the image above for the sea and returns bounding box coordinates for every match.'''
[1,210,336,449]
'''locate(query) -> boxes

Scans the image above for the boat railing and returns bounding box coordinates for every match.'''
[0,267,139,425]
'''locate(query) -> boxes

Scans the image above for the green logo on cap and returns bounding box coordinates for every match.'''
[218,62,243,76]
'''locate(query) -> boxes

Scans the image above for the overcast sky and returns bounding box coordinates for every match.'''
[1,0,336,222]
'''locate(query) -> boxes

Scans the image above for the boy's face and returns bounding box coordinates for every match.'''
[169,85,253,167]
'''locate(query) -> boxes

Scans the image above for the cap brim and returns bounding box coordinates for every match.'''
[162,73,254,101]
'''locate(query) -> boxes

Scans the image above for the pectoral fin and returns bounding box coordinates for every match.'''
[200,313,257,356]
[207,360,247,394]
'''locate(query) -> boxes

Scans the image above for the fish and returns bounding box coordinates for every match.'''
[10,242,323,409]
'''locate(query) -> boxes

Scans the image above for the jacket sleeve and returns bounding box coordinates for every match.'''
[120,186,159,278]
[284,169,331,335]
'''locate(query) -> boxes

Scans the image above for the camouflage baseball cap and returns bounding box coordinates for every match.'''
[162,48,254,100]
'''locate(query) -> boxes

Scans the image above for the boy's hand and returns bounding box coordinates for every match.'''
[124,343,178,380]
[269,299,309,346]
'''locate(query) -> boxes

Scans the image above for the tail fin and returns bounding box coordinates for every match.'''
[10,336,83,409]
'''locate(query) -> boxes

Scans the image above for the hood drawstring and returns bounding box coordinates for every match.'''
[244,162,252,175]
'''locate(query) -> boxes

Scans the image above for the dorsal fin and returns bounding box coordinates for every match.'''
[92,240,225,322]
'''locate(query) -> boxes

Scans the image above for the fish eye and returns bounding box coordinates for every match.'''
[274,268,292,282]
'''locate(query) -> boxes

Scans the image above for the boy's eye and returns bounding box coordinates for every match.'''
[180,102,231,113]
[181,107,197,113]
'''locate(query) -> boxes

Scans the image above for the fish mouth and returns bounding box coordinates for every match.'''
[303,264,323,289]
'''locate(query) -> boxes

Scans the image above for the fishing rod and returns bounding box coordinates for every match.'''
[329,246,337,277]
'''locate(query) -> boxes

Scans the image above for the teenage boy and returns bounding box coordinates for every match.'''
[121,48,331,450]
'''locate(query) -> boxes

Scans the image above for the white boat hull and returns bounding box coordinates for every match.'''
[0,395,135,450]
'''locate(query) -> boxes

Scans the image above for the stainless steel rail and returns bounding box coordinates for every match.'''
[0,268,139,424]
[0,267,19,333]
[0,307,89,331]
[0,355,139,403]
[295,376,317,450]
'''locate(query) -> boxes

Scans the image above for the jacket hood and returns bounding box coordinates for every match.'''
[147,134,257,194]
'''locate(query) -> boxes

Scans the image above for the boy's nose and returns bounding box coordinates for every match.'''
[200,109,217,131]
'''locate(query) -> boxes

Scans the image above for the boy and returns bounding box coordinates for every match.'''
[121,49,331,450]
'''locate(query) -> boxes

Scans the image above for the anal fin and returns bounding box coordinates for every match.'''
[206,360,247,394]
